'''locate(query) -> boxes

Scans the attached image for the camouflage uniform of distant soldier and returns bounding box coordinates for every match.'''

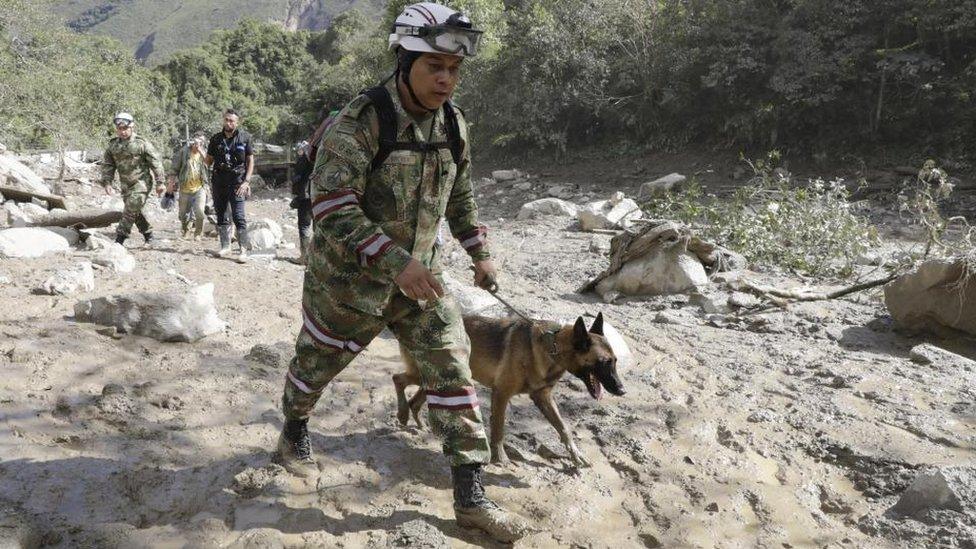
[98,112,166,245]
[275,3,530,543]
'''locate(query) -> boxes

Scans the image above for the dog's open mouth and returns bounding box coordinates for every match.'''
[585,372,603,400]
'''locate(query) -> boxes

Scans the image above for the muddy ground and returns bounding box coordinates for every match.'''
[0,155,974,548]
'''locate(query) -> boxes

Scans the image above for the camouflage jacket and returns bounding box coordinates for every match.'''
[307,79,490,316]
[99,134,165,193]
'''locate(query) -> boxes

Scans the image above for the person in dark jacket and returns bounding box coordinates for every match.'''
[290,141,313,264]
[205,108,254,263]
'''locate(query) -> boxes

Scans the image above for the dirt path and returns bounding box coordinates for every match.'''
[1,172,974,548]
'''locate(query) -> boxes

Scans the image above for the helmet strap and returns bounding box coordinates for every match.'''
[396,49,437,114]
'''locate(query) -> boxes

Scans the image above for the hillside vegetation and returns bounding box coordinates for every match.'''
[3,0,975,167]
[54,0,382,63]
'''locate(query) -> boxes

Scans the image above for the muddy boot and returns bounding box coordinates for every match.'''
[275,418,316,477]
[114,234,127,245]
[216,226,233,257]
[298,235,309,265]
[453,463,532,543]
[235,226,250,263]
[142,231,154,246]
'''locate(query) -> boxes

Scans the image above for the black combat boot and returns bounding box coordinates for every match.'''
[142,231,154,245]
[453,463,532,543]
[114,234,126,245]
[275,418,316,477]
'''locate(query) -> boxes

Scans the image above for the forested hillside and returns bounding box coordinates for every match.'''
[2,0,974,165]
[53,0,383,63]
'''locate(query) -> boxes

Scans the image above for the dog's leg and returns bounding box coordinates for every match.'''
[407,388,427,429]
[392,373,413,426]
[530,387,590,467]
[489,390,512,464]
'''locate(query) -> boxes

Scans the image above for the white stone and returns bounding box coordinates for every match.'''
[249,218,283,243]
[0,155,51,195]
[38,262,95,295]
[0,227,78,258]
[4,202,31,227]
[601,320,633,371]
[74,283,227,343]
[639,173,687,198]
[491,169,524,183]
[249,228,279,253]
[92,243,136,273]
[443,272,499,316]
[909,343,976,369]
[517,198,579,220]
[728,292,761,309]
[578,193,643,230]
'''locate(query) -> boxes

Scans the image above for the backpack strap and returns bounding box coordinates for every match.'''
[363,85,464,174]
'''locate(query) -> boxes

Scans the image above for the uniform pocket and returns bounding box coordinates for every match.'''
[382,151,420,221]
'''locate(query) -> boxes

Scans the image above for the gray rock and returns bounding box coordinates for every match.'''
[639,173,687,198]
[909,343,976,370]
[246,344,285,368]
[442,272,499,316]
[747,409,778,423]
[249,218,283,243]
[0,154,51,195]
[390,518,449,548]
[728,292,760,309]
[248,228,278,253]
[74,283,227,343]
[691,290,730,314]
[889,467,975,518]
[491,169,524,183]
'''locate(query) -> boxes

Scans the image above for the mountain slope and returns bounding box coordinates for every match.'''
[54,0,382,64]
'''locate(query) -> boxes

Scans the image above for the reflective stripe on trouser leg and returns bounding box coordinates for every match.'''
[388,293,491,466]
[281,292,385,421]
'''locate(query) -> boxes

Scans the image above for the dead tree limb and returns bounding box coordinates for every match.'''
[742,273,899,303]
[26,208,121,229]
[0,185,67,210]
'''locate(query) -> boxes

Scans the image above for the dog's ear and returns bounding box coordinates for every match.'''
[573,316,591,352]
[589,312,604,335]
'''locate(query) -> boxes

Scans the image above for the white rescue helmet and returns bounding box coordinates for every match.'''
[113,112,134,127]
[388,2,483,58]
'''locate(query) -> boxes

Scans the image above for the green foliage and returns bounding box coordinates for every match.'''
[0,0,174,151]
[643,153,881,277]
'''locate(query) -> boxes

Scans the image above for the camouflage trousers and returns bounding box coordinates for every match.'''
[282,282,491,466]
[117,189,152,238]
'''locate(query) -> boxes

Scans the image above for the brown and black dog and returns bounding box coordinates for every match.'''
[393,313,625,467]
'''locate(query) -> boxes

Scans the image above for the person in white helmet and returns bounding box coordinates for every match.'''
[274,2,531,543]
[97,112,166,246]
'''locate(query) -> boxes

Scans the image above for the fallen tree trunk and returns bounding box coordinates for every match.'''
[26,208,121,229]
[742,273,899,303]
[0,185,67,210]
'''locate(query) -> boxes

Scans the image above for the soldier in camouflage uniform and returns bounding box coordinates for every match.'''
[98,112,166,245]
[275,3,530,543]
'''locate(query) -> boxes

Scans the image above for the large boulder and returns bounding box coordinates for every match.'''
[73,283,227,342]
[92,243,136,273]
[250,218,284,243]
[0,227,79,258]
[578,192,643,231]
[0,155,51,195]
[884,259,976,336]
[639,173,687,199]
[37,262,95,295]
[517,198,579,220]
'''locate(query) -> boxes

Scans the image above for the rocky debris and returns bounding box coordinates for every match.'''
[36,262,95,295]
[91,243,136,274]
[73,283,227,342]
[884,258,976,336]
[889,467,975,519]
[747,409,778,423]
[443,272,500,316]
[249,218,283,242]
[0,227,79,258]
[516,198,579,220]
[0,154,51,195]
[690,289,730,314]
[245,343,290,368]
[390,519,449,548]
[578,192,643,231]
[248,229,278,254]
[728,291,761,309]
[491,169,526,183]
[909,343,976,370]
[231,464,285,499]
[5,201,48,227]
[639,173,687,199]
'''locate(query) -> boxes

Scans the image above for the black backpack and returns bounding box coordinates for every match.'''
[362,85,464,174]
